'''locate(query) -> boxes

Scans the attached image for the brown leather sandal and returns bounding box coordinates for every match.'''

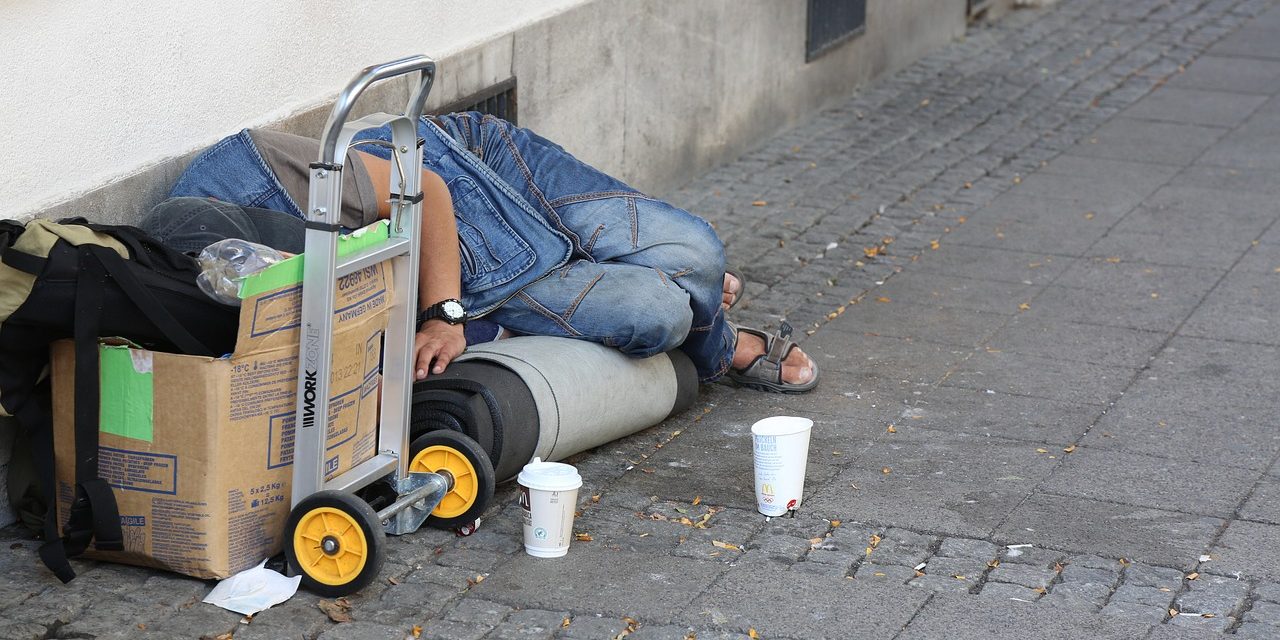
[726,321,819,393]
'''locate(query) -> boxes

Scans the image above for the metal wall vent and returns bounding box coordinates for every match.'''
[806,0,868,62]
[434,78,518,124]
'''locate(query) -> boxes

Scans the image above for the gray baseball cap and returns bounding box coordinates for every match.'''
[141,197,305,255]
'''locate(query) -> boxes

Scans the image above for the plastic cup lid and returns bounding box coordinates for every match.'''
[750,416,814,437]
[517,458,583,492]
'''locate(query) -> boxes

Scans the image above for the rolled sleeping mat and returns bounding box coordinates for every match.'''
[457,336,699,472]
[409,336,699,483]
[409,360,538,482]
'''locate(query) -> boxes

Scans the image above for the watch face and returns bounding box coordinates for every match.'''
[442,300,465,320]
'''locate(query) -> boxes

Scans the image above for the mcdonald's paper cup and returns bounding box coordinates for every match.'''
[751,416,813,517]
[516,458,582,558]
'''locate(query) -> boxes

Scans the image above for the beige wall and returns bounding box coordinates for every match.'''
[0,0,590,221]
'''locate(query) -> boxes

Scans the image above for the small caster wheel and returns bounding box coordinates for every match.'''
[409,430,495,529]
[284,490,385,596]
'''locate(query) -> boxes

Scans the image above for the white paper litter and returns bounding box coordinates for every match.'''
[203,560,301,616]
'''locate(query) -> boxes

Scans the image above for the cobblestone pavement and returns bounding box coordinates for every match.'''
[4,0,1280,638]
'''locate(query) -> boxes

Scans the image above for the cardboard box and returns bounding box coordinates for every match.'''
[51,227,394,579]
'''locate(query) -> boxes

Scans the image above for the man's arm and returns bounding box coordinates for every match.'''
[354,150,465,379]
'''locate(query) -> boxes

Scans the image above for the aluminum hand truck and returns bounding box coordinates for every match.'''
[283,56,495,596]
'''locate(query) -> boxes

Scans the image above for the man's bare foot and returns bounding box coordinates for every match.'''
[731,329,816,386]
[722,271,743,310]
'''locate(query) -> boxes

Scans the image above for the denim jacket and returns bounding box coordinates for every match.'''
[169,115,573,317]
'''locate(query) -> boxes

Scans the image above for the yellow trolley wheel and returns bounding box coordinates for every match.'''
[409,430,495,529]
[284,490,385,597]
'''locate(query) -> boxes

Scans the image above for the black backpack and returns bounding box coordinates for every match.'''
[0,217,239,582]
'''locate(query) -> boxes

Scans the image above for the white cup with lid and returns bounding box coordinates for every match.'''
[751,416,813,517]
[516,458,583,558]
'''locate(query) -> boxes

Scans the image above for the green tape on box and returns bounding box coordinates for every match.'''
[99,345,154,442]
[237,221,391,299]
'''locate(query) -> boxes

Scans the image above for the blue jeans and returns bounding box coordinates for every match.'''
[171,113,734,381]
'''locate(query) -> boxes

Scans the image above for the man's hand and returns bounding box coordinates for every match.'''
[414,320,466,379]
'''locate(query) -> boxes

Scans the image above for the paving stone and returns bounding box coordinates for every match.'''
[1099,600,1171,625]
[901,593,1151,639]
[909,573,977,593]
[920,556,990,581]
[825,298,1008,350]
[900,386,1104,445]
[1122,86,1269,126]
[1065,117,1227,165]
[1210,516,1280,582]
[316,621,411,640]
[1256,581,1280,603]
[1236,621,1280,639]
[1243,600,1280,625]
[473,549,725,623]
[485,609,570,639]
[1175,573,1250,615]
[1183,270,1280,346]
[1059,564,1119,585]
[683,563,929,639]
[625,624,705,639]
[416,618,493,640]
[1167,611,1233,632]
[1041,447,1260,518]
[937,537,999,560]
[446,598,513,627]
[988,563,1059,589]
[1000,545,1065,567]
[979,581,1043,602]
[1111,584,1177,608]
[557,614,630,639]
[1044,581,1114,608]
[0,621,45,640]
[994,495,1221,570]
[1167,54,1280,95]
[986,318,1167,368]
[853,562,917,583]
[1123,563,1187,590]
[1085,406,1280,472]
[944,349,1136,406]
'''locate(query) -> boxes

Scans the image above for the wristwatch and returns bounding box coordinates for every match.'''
[417,298,467,330]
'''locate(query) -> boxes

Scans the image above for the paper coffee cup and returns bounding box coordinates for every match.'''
[751,416,813,517]
[516,458,583,558]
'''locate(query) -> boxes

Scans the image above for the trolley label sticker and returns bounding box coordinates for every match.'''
[266,383,364,470]
[247,264,389,339]
[98,446,178,495]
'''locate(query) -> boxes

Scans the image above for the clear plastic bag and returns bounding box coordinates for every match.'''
[196,239,286,306]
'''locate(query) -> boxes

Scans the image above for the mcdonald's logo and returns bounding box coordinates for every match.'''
[761,483,775,496]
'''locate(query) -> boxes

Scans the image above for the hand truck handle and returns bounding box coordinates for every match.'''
[317,54,436,165]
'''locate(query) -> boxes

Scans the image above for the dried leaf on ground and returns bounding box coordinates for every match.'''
[876,296,891,303]
[692,496,702,506]
[1063,445,1077,453]
[752,200,767,207]
[562,617,572,628]
[1018,302,1031,311]
[712,540,742,551]
[411,624,423,638]
[576,533,593,542]
[930,240,940,250]
[886,425,897,433]
[748,628,760,639]
[881,467,892,475]
[318,598,353,623]
[1187,572,1199,580]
